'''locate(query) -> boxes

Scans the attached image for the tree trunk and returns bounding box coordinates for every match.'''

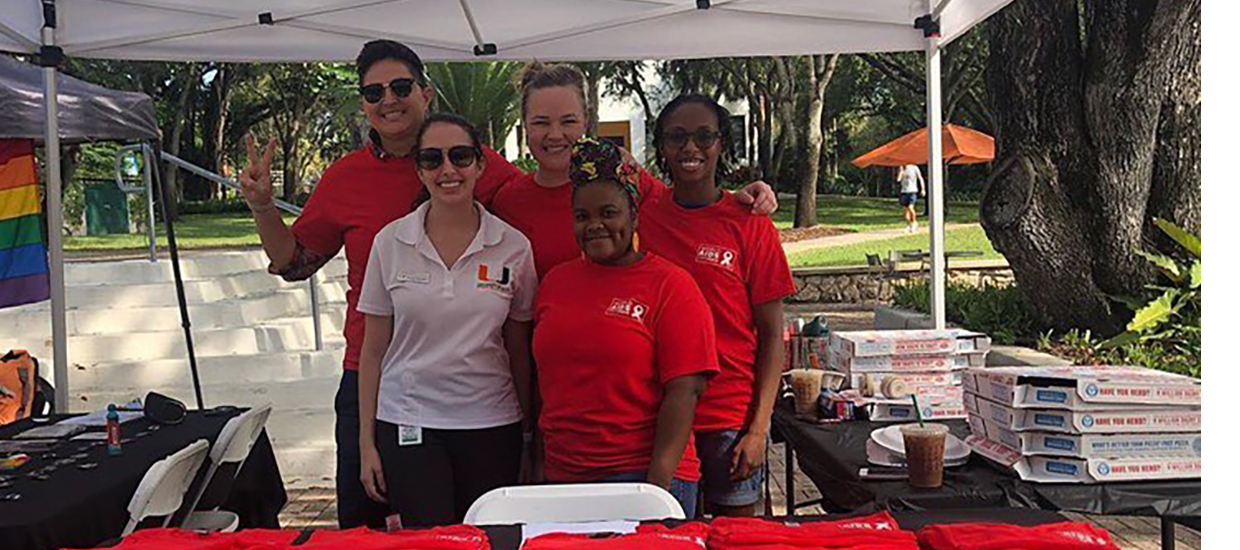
[161,68,197,221]
[795,55,840,228]
[981,0,1200,334]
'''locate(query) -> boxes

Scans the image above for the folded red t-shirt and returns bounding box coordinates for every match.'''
[709,513,919,549]
[105,528,300,550]
[295,526,489,550]
[523,523,709,550]
[916,522,1122,550]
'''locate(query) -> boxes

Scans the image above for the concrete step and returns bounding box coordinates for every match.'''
[3,290,348,338]
[66,251,348,286]
[72,349,346,391]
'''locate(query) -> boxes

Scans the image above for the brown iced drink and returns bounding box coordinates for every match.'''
[901,423,949,488]
[790,369,825,417]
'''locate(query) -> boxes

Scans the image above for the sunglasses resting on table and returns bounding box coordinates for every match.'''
[359,77,416,104]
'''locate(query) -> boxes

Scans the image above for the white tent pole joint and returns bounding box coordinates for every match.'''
[922,9,947,331]
[456,0,496,56]
[40,1,71,414]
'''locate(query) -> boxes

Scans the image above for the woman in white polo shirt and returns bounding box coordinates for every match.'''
[356,113,537,527]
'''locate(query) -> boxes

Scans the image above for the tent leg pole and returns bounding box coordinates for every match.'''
[42,28,70,414]
[145,144,157,262]
[925,22,947,330]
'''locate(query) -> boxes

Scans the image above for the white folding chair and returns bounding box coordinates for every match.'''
[122,439,210,536]
[463,483,685,525]
[179,404,273,533]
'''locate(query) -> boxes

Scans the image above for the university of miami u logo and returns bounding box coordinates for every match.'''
[478,264,510,285]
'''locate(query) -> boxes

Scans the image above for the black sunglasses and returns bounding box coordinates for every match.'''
[664,129,720,150]
[416,146,481,171]
[359,78,416,104]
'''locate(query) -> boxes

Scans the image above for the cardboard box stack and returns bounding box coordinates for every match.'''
[827,329,991,421]
[964,365,1201,483]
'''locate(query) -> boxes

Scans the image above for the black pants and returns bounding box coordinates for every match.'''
[375,420,522,527]
[335,370,390,528]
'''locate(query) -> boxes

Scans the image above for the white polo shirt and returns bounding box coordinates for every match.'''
[357,201,537,430]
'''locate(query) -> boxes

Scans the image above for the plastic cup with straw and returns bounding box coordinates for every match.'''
[902,393,949,488]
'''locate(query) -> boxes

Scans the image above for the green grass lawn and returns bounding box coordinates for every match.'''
[787,225,1003,268]
[65,213,297,251]
[771,195,980,231]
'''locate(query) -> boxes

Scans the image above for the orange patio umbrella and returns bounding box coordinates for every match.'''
[851,124,994,168]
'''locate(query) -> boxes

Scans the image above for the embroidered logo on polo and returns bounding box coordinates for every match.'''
[695,244,738,271]
[477,263,513,292]
[605,298,649,324]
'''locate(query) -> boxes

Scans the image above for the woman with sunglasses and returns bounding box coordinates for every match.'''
[490,62,779,280]
[237,40,524,529]
[533,137,719,517]
[639,95,795,517]
[356,113,537,527]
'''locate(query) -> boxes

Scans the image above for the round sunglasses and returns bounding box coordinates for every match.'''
[359,78,416,104]
[416,146,481,171]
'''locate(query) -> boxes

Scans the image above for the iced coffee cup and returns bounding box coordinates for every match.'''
[901,423,949,488]
[790,369,825,418]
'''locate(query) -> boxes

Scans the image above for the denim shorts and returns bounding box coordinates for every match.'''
[899,192,918,207]
[596,472,699,518]
[695,430,764,507]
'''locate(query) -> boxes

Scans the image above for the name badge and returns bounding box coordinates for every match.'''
[396,272,431,284]
[398,425,422,446]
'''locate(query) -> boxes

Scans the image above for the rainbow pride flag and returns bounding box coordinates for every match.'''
[0,140,50,309]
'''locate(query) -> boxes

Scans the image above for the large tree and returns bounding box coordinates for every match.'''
[982,0,1200,333]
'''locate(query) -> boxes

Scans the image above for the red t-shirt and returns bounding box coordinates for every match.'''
[533,254,720,482]
[490,171,667,280]
[639,191,795,432]
[291,145,521,370]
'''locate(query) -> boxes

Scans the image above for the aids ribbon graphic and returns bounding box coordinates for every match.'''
[721,251,736,268]
[631,304,647,321]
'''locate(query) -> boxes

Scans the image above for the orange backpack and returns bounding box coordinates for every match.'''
[0,350,38,425]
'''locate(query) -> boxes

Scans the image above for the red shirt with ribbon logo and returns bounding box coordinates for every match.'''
[639,191,796,432]
[533,254,720,482]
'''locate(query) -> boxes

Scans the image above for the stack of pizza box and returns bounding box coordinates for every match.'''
[827,329,991,421]
[964,365,1201,483]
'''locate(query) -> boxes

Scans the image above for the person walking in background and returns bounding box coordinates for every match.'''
[237,40,523,528]
[898,164,924,232]
[356,114,536,527]
[532,137,718,517]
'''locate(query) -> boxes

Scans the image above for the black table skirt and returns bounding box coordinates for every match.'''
[772,402,1201,518]
[0,410,287,550]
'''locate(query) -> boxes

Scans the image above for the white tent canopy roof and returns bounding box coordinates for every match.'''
[2,0,1010,62]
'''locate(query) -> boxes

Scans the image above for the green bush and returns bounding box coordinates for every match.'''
[1037,329,1199,378]
[891,280,1037,346]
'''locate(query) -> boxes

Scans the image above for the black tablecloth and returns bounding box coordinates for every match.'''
[772,403,1201,519]
[0,409,287,550]
[474,508,1067,550]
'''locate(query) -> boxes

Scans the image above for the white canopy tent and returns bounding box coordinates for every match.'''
[2,0,1013,411]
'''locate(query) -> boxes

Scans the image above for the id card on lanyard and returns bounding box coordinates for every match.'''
[398,425,422,446]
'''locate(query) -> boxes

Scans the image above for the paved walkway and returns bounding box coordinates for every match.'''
[782,223,979,256]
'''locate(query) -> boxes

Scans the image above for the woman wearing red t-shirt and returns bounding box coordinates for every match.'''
[639,95,795,517]
[490,63,777,280]
[533,137,719,517]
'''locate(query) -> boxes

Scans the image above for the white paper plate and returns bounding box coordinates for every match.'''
[870,424,971,462]
[866,439,968,468]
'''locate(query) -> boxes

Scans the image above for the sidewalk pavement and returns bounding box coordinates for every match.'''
[782,223,980,256]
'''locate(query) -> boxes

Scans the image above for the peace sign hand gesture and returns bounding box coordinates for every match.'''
[240,135,278,214]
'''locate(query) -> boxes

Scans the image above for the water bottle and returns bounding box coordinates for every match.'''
[106,404,122,455]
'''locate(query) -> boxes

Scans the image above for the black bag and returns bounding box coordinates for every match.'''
[144,391,187,425]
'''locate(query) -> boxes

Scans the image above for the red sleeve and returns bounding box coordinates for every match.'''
[654,269,720,384]
[637,169,669,207]
[476,147,523,208]
[290,161,346,258]
[745,218,796,306]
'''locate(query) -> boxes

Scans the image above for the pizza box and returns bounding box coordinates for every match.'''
[964,393,1200,434]
[967,415,1202,459]
[829,329,991,358]
[831,352,985,374]
[868,399,966,422]
[967,434,1201,483]
[846,371,965,393]
[964,365,1200,410]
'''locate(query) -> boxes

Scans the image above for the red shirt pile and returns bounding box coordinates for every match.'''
[522,523,709,550]
[915,522,1122,550]
[102,525,489,550]
[707,513,919,550]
